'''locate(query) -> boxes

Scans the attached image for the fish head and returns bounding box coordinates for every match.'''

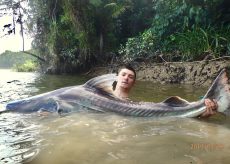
[6,97,58,113]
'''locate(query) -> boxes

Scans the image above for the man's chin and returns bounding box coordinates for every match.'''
[121,84,130,89]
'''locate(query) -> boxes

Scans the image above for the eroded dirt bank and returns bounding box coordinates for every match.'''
[88,59,230,86]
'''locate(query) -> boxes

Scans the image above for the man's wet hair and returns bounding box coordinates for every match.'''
[112,64,136,90]
[117,64,136,80]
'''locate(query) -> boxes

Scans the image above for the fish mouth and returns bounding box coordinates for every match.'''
[0,104,6,112]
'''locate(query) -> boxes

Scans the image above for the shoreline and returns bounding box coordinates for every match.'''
[87,59,230,86]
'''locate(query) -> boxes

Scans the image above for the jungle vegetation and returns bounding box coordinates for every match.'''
[0,0,229,73]
[0,50,37,71]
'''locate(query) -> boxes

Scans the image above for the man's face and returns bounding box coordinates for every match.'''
[117,68,135,89]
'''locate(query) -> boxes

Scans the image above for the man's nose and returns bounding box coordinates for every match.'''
[124,75,128,80]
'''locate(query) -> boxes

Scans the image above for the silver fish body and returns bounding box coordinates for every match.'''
[2,69,230,118]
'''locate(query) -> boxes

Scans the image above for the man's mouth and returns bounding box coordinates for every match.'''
[122,81,128,85]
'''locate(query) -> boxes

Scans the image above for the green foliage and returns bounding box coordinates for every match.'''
[26,0,136,73]
[23,0,230,72]
[119,0,230,62]
[13,60,38,72]
[0,51,36,68]
[164,26,230,61]
[119,30,157,61]
[150,0,224,38]
[118,0,154,41]
[27,0,55,63]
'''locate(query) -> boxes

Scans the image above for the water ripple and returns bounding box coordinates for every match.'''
[0,113,41,163]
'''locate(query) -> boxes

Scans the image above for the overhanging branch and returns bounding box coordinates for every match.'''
[22,51,46,62]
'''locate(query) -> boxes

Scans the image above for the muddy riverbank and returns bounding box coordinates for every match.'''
[88,58,230,86]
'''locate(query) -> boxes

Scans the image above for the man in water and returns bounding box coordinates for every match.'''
[112,64,217,117]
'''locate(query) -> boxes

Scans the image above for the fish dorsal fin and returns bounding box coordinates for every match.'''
[83,74,117,95]
[162,96,190,107]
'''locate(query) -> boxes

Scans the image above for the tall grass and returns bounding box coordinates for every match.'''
[165,26,230,61]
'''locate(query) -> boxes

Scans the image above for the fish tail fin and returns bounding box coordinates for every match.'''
[84,74,116,94]
[203,69,230,115]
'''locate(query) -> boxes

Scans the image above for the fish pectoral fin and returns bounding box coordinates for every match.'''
[162,96,190,107]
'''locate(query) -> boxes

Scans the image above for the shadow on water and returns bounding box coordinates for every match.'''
[1,69,230,163]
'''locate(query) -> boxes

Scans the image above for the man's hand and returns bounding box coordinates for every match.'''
[200,99,218,117]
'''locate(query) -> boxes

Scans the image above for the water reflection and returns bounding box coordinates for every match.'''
[32,73,89,95]
[0,69,39,104]
[130,80,208,102]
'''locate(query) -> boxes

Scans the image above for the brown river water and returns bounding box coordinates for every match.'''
[0,69,230,164]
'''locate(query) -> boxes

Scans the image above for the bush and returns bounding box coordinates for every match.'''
[13,60,38,72]
[119,30,157,61]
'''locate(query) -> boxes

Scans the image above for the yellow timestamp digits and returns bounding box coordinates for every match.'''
[190,143,224,151]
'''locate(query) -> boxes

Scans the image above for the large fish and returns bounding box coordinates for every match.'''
[1,69,230,117]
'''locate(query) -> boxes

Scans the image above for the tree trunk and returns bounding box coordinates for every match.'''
[18,2,24,51]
